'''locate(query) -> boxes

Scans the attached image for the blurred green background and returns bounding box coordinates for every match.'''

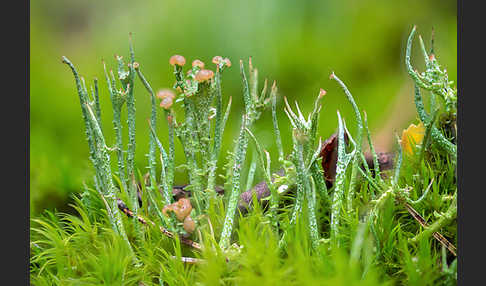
[30,0,456,215]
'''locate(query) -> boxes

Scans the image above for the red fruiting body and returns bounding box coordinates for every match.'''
[212,56,223,65]
[156,89,175,100]
[319,88,327,98]
[162,198,193,221]
[224,58,232,67]
[195,69,215,82]
[169,55,186,66]
[157,89,176,109]
[177,198,192,219]
[192,59,205,69]
[159,97,174,109]
[183,216,196,233]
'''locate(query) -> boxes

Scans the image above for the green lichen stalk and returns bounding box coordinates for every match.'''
[62,56,133,252]
[133,63,173,209]
[330,73,363,213]
[246,128,279,232]
[219,59,271,249]
[104,61,128,194]
[405,26,457,158]
[283,91,324,248]
[330,111,355,246]
[125,42,139,219]
[207,63,231,197]
[363,111,383,186]
[219,115,249,249]
[271,81,284,162]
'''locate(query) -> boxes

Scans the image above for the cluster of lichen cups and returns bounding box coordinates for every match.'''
[154,55,231,110]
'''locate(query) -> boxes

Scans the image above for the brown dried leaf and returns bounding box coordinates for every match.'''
[319,132,349,188]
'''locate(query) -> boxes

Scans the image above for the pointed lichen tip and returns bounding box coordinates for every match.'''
[319,88,327,99]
